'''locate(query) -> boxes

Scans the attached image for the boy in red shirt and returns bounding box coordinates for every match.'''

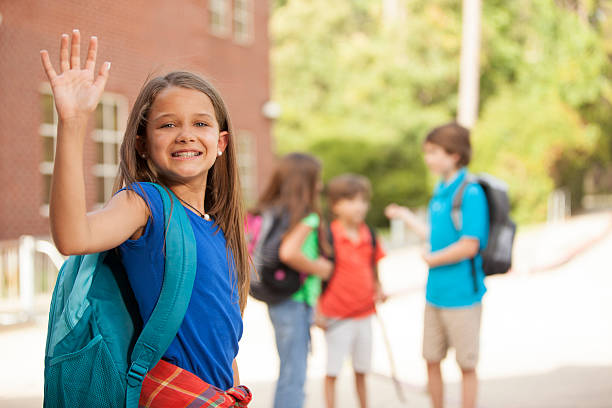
[317,174,386,408]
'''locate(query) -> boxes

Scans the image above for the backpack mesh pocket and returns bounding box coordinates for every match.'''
[46,334,124,407]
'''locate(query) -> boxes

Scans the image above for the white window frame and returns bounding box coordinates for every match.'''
[236,130,257,205]
[39,84,57,217]
[233,0,254,44]
[209,0,230,37]
[91,93,128,208]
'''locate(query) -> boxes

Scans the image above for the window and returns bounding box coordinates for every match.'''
[39,86,57,215]
[209,0,229,37]
[91,94,127,206]
[38,88,127,214]
[233,0,254,44]
[236,130,257,205]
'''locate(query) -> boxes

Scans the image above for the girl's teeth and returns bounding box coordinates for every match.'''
[174,152,200,158]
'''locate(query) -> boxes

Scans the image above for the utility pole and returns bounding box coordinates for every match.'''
[457,0,482,129]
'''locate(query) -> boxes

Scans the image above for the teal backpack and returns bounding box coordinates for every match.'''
[43,183,197,408]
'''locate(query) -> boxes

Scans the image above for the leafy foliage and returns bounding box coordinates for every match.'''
[310,134,429,226]
[271,0,612,226]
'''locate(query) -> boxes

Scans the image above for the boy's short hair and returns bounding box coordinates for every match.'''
[326,174,372,207]
[425,122,472,167]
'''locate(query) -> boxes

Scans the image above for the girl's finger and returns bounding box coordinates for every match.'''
[40,50,58,81]
[84,36,98,72]
[70,29,80,70]
[94,61,111,92]
[59,34,70,72]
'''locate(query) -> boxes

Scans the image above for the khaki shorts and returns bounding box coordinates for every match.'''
[422,303,482,370]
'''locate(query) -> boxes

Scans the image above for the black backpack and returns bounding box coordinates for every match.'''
[248,208,303,304]
[452,173,516,290]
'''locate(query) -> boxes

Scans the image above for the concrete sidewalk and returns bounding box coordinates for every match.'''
[239,213,612,407]
[2,212,612,407]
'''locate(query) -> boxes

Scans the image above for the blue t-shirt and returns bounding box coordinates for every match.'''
[118,183,242,389]
[427,168,489,308]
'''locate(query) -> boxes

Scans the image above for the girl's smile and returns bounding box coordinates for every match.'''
[171,149,204,159]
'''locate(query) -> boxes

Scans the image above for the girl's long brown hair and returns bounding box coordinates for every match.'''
[113,71,250,313]
[255,153,331,256]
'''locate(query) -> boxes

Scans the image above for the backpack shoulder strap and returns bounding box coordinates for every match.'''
[367,224,377,247]
[451,174,476,231]
[450,175,481,293]
[125,183,197,407]
[326,223,335,254]
[366,224,377,268]
[319,222,335,294]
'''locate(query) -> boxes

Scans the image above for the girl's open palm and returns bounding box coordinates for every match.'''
[40,30,110,121]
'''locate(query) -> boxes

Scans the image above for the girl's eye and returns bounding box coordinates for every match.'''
[194,122,208,127]
[160,123,175,128]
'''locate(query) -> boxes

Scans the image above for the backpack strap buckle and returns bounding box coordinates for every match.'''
[127,361,148,386]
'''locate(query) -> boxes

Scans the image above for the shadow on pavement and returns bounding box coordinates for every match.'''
[477,365,612,408]
[1,365,609,408]
[244,364,612,408]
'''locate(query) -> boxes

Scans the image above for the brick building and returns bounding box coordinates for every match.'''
[0,0,274,240]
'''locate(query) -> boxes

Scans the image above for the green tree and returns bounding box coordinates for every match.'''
[310,134,429,227]
[271,0,612,225]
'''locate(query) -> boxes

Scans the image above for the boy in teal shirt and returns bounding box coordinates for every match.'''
[386,123,489,408]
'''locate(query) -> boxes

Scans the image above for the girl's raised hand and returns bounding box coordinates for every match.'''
[40,30,110,121]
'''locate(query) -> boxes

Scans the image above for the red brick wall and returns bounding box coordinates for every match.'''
[0,0,273,240]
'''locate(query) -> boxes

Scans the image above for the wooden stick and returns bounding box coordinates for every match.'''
[375,307,407,403]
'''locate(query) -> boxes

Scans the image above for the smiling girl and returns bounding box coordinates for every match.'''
[40,30,251,407]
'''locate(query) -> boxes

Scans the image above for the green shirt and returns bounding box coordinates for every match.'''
[291,213,321,307]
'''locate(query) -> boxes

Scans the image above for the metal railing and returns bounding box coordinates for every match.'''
[0,238,20,300]
[0,236,65,323]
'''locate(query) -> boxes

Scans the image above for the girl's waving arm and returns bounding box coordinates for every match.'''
[41,31,148,255]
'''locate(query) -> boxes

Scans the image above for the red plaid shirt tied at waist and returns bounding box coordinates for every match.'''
[139,359,252,408]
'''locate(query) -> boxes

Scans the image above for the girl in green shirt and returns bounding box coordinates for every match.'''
[254,153,332,408]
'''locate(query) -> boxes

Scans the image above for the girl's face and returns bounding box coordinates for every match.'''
[141,86,228,186]
[423,142,460,177]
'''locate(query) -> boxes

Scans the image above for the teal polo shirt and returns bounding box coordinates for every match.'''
[426,168,489,308]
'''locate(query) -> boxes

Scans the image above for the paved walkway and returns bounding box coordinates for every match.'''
[1,212,611,407]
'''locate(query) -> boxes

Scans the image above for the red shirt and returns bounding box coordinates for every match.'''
[318,220,386,319]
